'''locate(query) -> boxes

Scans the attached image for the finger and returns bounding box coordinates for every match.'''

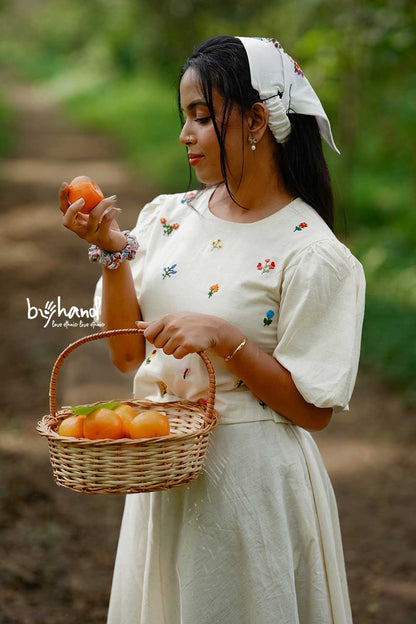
[62,200,88,233]
[162,336,183,356]
[63,198,85,227]
[153,331,171,350]
[59,182,70,214]
[98,207,122,233]
[85,196,118,234]
[140,318,167,344]
[89,195,118,219]
[135,321,150,329]
[171,344,191,360]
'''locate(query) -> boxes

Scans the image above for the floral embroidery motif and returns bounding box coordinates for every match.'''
[162,264,177,279]
[257,259,276,273]
[294,222,308,232]
[263,310,275,326]
[145,349,157,365]
[183,367,191,379]
[292,61,304,77]
[208,284,219,298]
[211,239,223,250]
[160,217,179,236]
[263,38,304,77]
[261,37,283,49]
[158,381,167,396]
[181,190,197,204]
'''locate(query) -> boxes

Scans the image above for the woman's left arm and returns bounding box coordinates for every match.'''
[136,313,332,431]
[218,327,332,431]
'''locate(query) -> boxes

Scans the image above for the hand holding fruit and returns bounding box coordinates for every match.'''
[59,176,127,252]
[67,175,105,213]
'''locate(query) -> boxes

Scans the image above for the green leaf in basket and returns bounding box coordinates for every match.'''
[70,401,121,416]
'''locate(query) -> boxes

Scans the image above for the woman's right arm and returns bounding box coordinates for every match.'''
[59,183,145,372]
[100,262,145,372]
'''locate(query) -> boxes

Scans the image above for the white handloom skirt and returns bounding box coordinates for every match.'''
[107,419,352,624]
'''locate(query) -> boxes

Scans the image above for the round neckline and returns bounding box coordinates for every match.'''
[197,186,302,226]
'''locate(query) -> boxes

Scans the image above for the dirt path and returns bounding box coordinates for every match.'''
[0,76,414,624]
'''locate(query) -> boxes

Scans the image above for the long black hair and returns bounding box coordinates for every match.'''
[179,35,334,230]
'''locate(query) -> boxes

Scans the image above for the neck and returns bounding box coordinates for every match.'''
[210,140,295,222]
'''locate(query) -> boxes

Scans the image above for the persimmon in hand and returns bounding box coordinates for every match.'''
[68,175,104,214]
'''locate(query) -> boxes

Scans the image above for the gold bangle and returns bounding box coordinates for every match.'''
[224,336,248,362]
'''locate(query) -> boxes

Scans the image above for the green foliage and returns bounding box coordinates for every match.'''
[70,401,121,416]
[361,296,416,404]
[0,0,415,401]
[64,75,187,191]
[0,92,14,156]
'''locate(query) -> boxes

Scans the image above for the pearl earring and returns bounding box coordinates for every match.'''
[249,136,257,151]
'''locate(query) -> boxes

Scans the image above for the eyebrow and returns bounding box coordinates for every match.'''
[182,99,209,112]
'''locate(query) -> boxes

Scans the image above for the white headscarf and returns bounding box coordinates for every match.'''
[236,36,339,154]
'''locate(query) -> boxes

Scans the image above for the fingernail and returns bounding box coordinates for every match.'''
[103,206,121,217]
[60,182,68,190]
[107,195,117,200]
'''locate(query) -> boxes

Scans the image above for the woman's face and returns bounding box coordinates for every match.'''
[179,68,248,186]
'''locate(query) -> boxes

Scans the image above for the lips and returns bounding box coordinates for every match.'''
[188,153,204,166]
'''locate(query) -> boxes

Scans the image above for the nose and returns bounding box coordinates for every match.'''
[179,124,195,146]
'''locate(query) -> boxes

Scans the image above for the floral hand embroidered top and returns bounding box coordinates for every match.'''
[95,187,365,423]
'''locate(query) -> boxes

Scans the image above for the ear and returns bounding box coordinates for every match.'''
[246,102,269,140]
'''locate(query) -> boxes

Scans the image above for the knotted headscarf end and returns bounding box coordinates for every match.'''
[236,36,340,154]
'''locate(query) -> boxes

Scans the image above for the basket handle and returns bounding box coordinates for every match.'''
[49,328,216,419]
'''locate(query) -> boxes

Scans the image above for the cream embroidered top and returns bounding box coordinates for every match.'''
[95,187,365,424]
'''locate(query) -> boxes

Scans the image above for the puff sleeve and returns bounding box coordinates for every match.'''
[273,240,365,413]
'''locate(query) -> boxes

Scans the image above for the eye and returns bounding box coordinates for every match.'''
[195,116,211,125]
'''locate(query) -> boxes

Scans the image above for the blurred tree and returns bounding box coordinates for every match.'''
[0,0,414,397]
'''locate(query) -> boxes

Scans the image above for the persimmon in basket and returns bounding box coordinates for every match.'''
[58,414,86,437]
[57,402,170,440]
[83,408,124,440]
[67,175,104,214]
[114,404,137,430]
[126,410,170,439]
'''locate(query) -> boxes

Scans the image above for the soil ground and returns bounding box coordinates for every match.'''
[0,76,414,624]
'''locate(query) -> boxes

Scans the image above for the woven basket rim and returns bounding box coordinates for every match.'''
[37,398,221,446]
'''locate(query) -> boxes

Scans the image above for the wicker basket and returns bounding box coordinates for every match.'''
[37,328,220,495]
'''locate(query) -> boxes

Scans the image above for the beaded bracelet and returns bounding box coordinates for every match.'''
[88,230,139,270]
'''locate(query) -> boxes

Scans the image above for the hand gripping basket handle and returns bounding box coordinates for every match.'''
[49,328,216,418]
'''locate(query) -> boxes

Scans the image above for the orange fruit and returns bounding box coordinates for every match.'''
[113,404,137,436]
[68,175,104,214]
[83,407,124,440]
[58,414,86,438]
[126,410,170,439]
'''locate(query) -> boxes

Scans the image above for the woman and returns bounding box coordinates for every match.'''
[60,35,365,624]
